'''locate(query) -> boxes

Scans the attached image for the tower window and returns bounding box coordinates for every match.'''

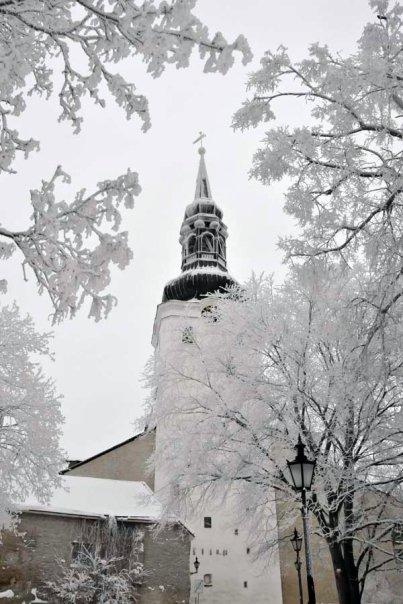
[234,529,239,536]
[201,232,214,252]
[187,234,197,255]
[244,581,248,588]
[204,516,212,528]
[246,547,250,554]
[204,573,213,587]
[202,178,209,197]
[182,326,194,344]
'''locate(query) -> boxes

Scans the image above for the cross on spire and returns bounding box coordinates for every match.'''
[193,133,211,199]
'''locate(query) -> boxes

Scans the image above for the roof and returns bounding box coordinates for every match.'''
[61,429,151,474]
[17,476,162,523]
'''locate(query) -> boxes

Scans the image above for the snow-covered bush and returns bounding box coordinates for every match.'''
[47,520,145,603]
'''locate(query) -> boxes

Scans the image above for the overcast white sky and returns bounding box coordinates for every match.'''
[2,0,373,459]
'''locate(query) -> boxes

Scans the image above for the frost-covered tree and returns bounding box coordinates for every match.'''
[0,0,251,322]
[0,303,63,530]
[234,0,402,331]
[146,264,403,604]
[47,520,145,603]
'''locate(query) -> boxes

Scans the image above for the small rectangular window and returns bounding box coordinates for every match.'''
[246,547,250,554]
[234,529,238,536]
[204,516,212,528]
[244,581,248,588]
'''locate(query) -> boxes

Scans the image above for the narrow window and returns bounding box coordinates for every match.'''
[201,548,204,555]
[392,524,403,564]
[204,516,212,528]
[246,547,250,554]
[234,529,239,536]
[204,573,213,587]
[244,581,248,588]
[202,178,209,198]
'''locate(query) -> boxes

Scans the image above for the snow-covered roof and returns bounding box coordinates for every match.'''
[17,476,162,523]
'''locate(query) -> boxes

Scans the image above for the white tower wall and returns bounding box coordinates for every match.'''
[152,299,283,604]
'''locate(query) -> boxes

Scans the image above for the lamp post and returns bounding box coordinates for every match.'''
[190,556,200,575]
[190,557,201,604]
[287,435,317,604]
[290,528,304,604]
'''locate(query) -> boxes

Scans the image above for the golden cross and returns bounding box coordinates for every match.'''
[192,131,206,148]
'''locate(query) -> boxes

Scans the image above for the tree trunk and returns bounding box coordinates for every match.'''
[328,540,361,604]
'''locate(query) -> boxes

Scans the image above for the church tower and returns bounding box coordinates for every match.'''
[162,144,236,303]
[152,145,282,604]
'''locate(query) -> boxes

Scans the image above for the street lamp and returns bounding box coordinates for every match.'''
[290,528,304,604]
[190,557,201,604]
[190,556,200,574]
[287,435,317,604]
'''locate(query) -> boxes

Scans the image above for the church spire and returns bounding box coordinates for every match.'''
[194,146,212,200]
[161,139,237,303]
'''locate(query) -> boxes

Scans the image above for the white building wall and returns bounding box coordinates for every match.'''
[152,299,283,604]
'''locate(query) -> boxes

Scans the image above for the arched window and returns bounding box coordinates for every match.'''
[187,234,197,255]
[201,232,214,253]
[204,574,213,587]
[218,235,225,257]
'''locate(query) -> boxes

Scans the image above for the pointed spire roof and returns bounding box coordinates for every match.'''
[194,146,212,200]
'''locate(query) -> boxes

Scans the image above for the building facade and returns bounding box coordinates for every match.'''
[1,476,191,603]
[151,146,283,603]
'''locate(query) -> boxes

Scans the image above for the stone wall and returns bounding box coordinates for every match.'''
[66,431,155,490]
[0,512,191,603]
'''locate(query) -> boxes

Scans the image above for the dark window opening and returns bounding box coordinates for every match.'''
[187,235,197,255]
[182,326,194,344]
[246,547,250,554]
[204,516,212,528]
[202,178,209,197]
[244,581,248,588]
[234,529,239,536]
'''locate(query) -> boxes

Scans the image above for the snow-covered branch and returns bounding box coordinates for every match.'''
[0,166,141,322]
[0,0,252,172]
[233,0,403,324]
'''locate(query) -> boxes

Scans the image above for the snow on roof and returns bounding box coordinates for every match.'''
[16,476,162,522]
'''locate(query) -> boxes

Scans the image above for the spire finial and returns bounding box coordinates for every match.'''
[192,132,211,199]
